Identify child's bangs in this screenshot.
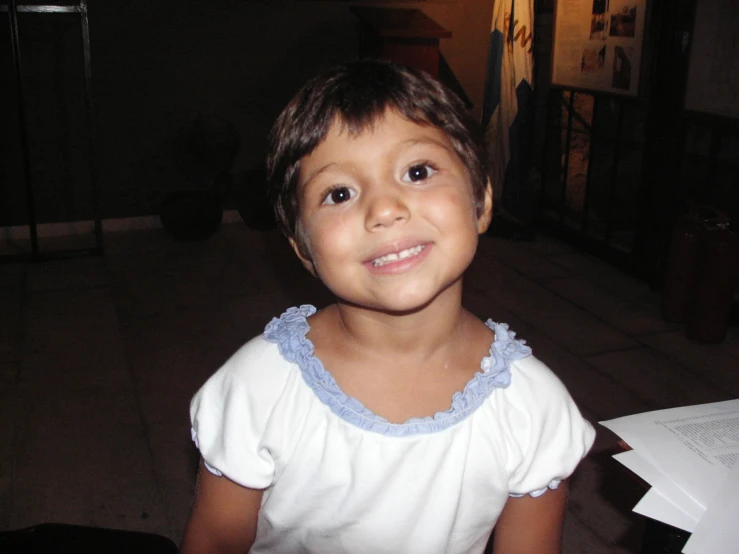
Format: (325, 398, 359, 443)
(336, 103, 435, 139)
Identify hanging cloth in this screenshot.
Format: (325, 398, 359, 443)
(482, 0, 535, 215)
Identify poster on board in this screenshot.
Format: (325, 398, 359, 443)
(551, 0, 646, 96)
(684, 0, 739, 120)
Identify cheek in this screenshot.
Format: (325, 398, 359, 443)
(301, 213, 356, 263)
(428, 188, 479, 228)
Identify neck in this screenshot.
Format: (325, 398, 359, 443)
(331, 284, 468, 361)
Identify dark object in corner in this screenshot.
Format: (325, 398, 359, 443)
(187, 115, 241, 183)
(160, 114, 241, 241)
(0, 523, 178, 554)
(439, 54, 473, 110)
(237, 164, 275, 231)
(661, 205, 739, 343)
(160, 190, 223, 241)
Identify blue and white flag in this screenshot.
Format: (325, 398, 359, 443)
(482, 0, 535, 214)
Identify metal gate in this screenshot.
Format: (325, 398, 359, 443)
(538, 88, 649, 267)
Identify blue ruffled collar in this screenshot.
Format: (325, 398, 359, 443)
(264, 305, 532, 437)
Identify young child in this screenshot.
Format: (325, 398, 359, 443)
(181, 59, 595, 554)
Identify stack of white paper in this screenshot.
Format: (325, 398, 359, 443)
(600, 399, 739, 554)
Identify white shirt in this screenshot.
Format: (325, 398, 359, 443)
(191, 305, 595, 553)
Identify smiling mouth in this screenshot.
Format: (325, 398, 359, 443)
(371, 245, 427, 267)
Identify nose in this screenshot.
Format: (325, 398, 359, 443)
(364, 185, 410, 231)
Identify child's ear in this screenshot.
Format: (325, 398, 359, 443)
(476, 179, 494, 234)
(288, 237, 318, 277)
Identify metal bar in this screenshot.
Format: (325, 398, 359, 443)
(2, 0, 103, 260)
(8, 0, 39, 257)
(604, 99, 625, 245)
(580, 94, 598, 234)
(558, 93, 592, 133)
(559, 90, 576, 222)
(0, 5, 81, 13)
(79, 0, 103, 254)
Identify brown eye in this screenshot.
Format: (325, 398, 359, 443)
(402, 163, 437, 183)
(323, 186, 355, 205)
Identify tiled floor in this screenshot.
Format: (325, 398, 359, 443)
(1, 223, 737, 552)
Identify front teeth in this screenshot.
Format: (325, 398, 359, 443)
(372, 245, 425, 267)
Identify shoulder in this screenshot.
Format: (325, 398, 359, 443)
(493, 353, 588, 427)
(189, 309, 315, 489)
(486, 350, 595, 496)
(476, 322, 593, 446)
(509, 355, 572, 403)
(195, 304, 318, 399)
(189, 334, 296, 457)
(228, 333, 291, 379)
(192, 334, 292, 405)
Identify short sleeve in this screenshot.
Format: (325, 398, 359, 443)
(495, 355, 595, 497)
(190, 335, 291, 490)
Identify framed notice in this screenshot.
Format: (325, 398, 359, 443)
(551, 0, 646, 96)
(684, 0, 739, 119)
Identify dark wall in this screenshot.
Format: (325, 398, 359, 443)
(2, 0, 359, 224)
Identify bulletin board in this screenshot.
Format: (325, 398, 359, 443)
(551, 0, 646, 96)
(684, 0, 739, 119)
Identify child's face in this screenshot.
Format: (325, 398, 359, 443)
(291, 110, 492, 313)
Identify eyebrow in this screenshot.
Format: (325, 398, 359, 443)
(402, 136, 453, 152)
(301, 163, 339, 191)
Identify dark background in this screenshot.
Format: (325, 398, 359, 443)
(1, 0, 494, 226)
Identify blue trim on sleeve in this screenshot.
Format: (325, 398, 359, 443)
(509, 479, 562, 499)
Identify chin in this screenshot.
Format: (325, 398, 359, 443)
(339, 299, 433, 317)
(379, 299, 434, 316)
(340, 282, 462, 315)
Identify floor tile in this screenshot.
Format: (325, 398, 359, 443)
(119, 302, 242, 360)
(0, 383, 17, 525)
(723, 326, 739, 358)
(145, 421, 200, 540)
(542, 276, 678, 337)
(549, 251, 620, 278)
(562, 512, 638, 554)
(524, 330, 654, 420)
(584, 266, 662, 308)
(9, 388, 170, 537)
(568, 452, 646, 553)
(21, 289, 131, 392)
(469, 260, 639, 356)
(0, 361, 19, 382)
(0, 289, 22, 362)
(637, 330, 739, 397)
(131, 341, 233, 427)
(480, 234, 575, 259)
(478, 236, 574, 281)
(463, 287, 534, 338)
(502, 254, 574, 281)
(586, 347, 734, 410)
(25, 258, 108, 293)
(0, 263, 25, 289)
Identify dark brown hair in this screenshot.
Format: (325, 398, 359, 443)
(267, 59, 490, 245)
